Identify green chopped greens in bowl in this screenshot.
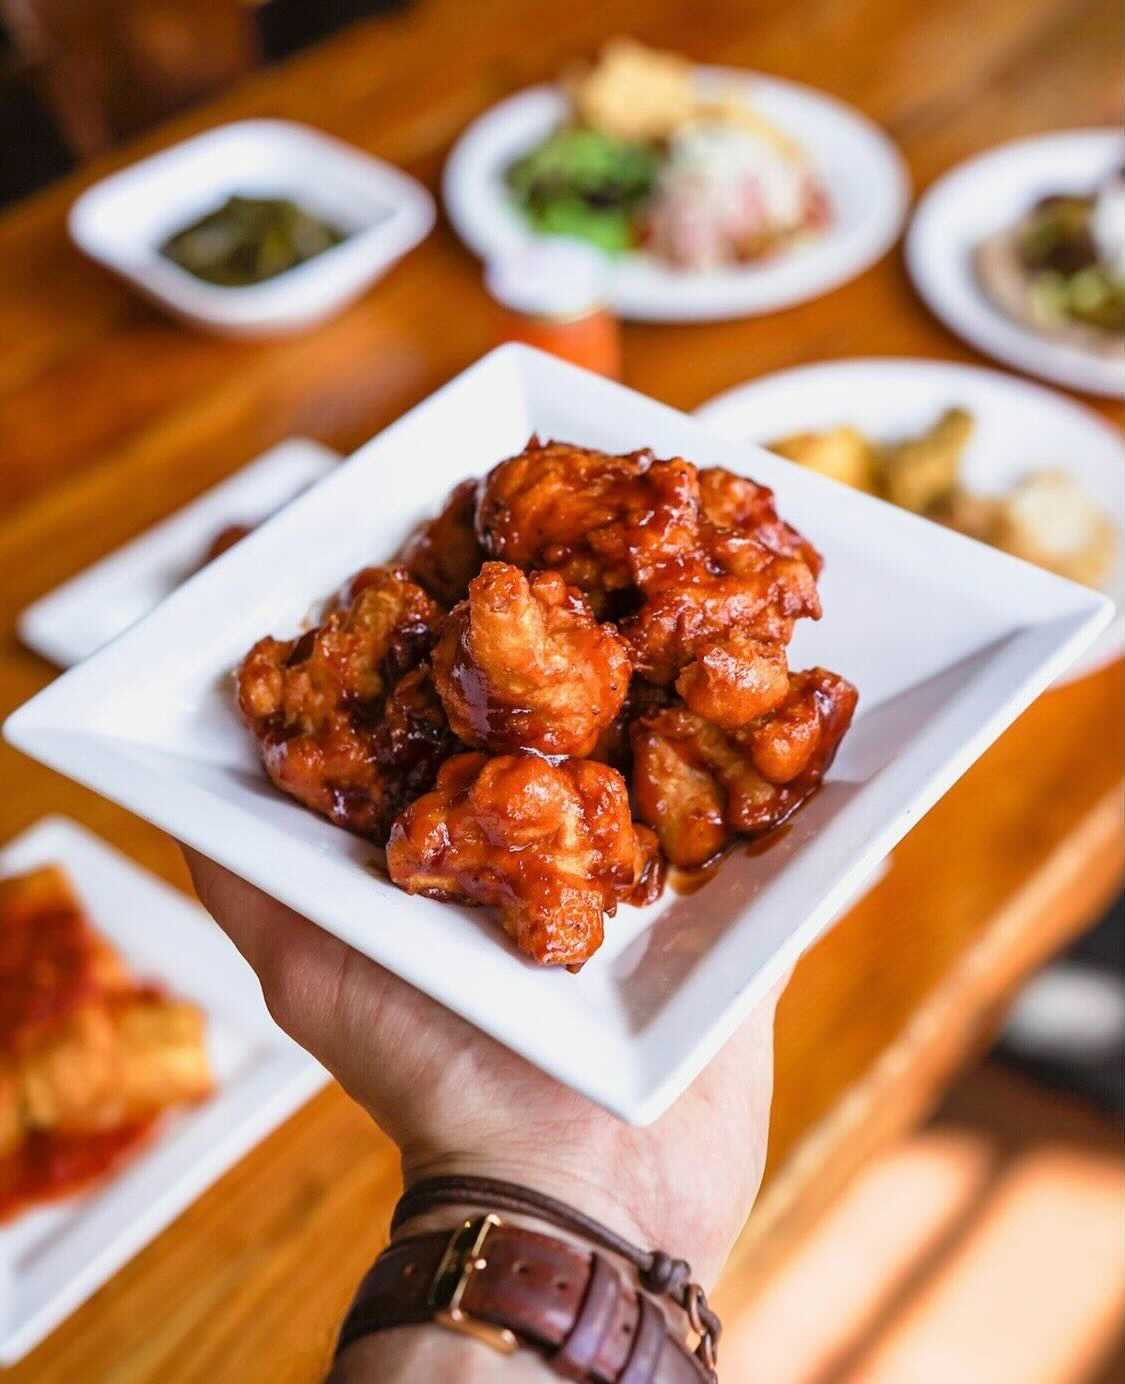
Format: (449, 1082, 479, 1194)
(162, 195, 347, 287)
(506, 128, 659, 254)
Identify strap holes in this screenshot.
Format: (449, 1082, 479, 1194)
(402, 1263, 417, 1278)
(513, 1261, 527, 1275)
(555, 1280, 568, 1291)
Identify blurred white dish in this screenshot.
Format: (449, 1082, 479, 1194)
(4, 347, 1110, 1125)
(19, 437, 338, 668)
(444, 72, 909, 322)
(69, 120, 435, 337)
(906, 130, 1125, 397)
(697, 358, 1124, 683)
(0, 816, 327, 1365)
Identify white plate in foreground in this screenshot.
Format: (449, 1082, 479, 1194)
(906, 129, 1125, 397)
(696, 358, 1125, 683)
(443, 71, 909, 321)
(0, 817, 328, 1365)
(18, 437, 338, 668)
(4, 347, 1111, 1125)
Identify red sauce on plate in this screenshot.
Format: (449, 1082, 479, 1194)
(0, 867, 171, 1222)
(0, 899, 96, 1051)
(0, 1120, 158, 1223)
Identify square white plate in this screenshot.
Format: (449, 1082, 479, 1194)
(4, 347, 1112, 1126)
(69, 120, 435, 337)
(0, 817, 328, 1365)
(18, 437, 338, 668)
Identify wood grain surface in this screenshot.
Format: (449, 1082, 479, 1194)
(0, 0, 1121, 1378)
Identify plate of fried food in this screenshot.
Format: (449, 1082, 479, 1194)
(0, 817, 326, 1363)
(4, 347, 1110, 1124)
(907, 130, 1125, 397)
(697, 358, 1124, 683)
(444, 38, 909, 321)
(18, 437, 338, 669)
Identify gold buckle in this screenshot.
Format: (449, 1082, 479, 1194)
(429, 1214, 518, 1354)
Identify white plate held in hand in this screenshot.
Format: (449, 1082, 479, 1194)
(4, 347, 1111, 1126)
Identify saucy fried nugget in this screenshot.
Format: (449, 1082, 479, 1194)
(698, 466, 823, 575)
(622, 553, 821, 729)
(476, 439, 700, 608)
(631, 669, 857, 868)
(387, 752, 657, 967)
(237, 565, 453, 842)
(399, 478, 486, 606)
(433, 562, 631, 756)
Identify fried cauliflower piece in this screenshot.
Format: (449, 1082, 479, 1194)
(621, 554, 821, 729)
(992, 470, 1116, 587)
(476, 438, 700, 610)
(387, 752, 659, 967)
(769, 426, 880, 494)
(631, 668, 858, 868)
(237, 565, 454, 842)
(698, 466, 824, 574)
(433, 562, 631, 757)
(399, 478, 485, 606)
(478, 441, 822, 729)
(881, 407, 973, 514)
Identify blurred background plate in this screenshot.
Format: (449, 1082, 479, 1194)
(697, 358, 1124, 684)
(443, 71, 909, 322)
(18, 437, 338, 668)
(0, 816, 328, 1365)
(906, 130, 1125, 398)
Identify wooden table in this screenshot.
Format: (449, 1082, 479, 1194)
(1, 1, 1121, 1378)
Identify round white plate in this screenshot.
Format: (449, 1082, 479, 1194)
(443, 70, 909, 322)
(907, 130, 1125, 398)
(697, 358, 1124, 683)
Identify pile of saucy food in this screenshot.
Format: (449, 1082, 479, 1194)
(161, 195, 347, 287)
(507, 39, 829, 270)
(237, 438, 857, 969)
(975, 166, 1125, 360)
(0, 866, 212, 1220)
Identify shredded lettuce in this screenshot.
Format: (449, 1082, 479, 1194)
(507, 128, 659, 254)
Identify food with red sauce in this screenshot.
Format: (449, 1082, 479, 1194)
(237, 438, 856, 967)
(0, 866, 212, 1220)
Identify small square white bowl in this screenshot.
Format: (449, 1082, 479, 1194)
(18, 437, 339, 668)
(69, 120, 435, 337)
(0, 817, 328, 1365)
(4, 347, 1112, 1125)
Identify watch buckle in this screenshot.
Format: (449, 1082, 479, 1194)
(429, 1214, 518, 1354)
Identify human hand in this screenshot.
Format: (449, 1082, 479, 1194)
(185, 850, 784, 1291)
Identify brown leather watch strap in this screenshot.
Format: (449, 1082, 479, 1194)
(553, 1252, 620, 1378)
(335, 1218, 711, 1383)
(392, 1174, 722, 1373)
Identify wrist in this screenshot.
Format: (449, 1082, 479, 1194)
(398, 1152, 658, 1264)
(337, 1173, 723, 1382)
(398, 1148, 727, 1290)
